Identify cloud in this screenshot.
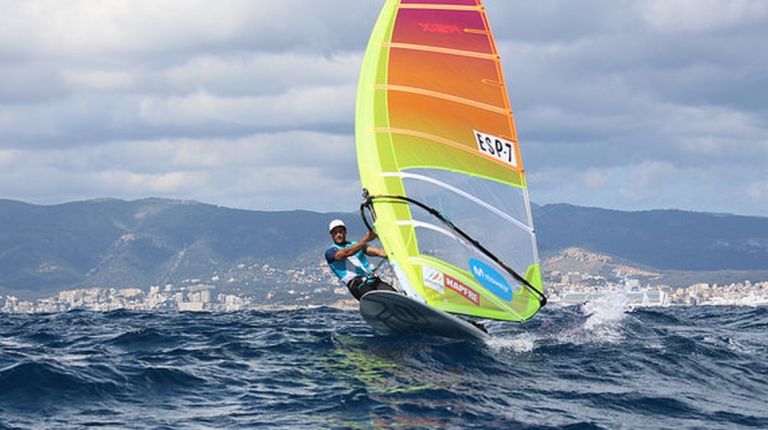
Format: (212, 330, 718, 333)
(530, 162, 768, 217)
(637, 0, 768, 33)
(748, 180, 768, 202)
(618, 161, 677, 202)
(0, 131, 358, 211)
(0, 70, 357, 149)
(0, 1, 766, 216)
(0, 0, 380, 57)
(0, 149, 19, 167)
(163, 52, 362, 97)
(491, 2, 768, 217)
(97, 171, 205, 194)
(61, 70, 137, 92)
(138, 85, 355, 128)
(581, 168, 612, 190)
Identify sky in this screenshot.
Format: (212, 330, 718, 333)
(0, 0, 766, 216)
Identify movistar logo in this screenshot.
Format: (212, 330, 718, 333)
(469, 259, 513, 301)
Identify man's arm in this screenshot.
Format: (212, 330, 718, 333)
(334, 231, 377, 260)
(364, 245, 387, 258)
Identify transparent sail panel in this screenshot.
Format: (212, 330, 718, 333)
(399, 169, 537, 277)
(402, 168, 531, 228)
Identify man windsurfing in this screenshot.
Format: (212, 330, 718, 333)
(324, 219, 395, 300)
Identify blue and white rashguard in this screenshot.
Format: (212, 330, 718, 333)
(325, 241, 373, 286)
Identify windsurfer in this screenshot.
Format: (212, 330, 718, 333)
(324, 219, 395, 300)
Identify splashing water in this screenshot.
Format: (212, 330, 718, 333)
(582, 288, 630, 331)
(549, 288, 632, 345)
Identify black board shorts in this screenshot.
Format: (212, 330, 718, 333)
(347, 276, 395, 301)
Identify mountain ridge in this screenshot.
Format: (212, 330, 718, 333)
(1, 198, 766, 300)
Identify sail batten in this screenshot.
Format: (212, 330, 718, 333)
(374, 128, 523, 175)
(385, 171, 535, 232)
(375, 84, 510, 114)
(385, 43, 498, 60)
(397, 220, 457, 239)
(398, 5, 481, 11)
(356, 0, 545, 322)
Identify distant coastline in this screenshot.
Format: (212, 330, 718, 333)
(1, 198, 767, 309)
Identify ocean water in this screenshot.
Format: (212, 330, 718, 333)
(1, 296, 767, 429)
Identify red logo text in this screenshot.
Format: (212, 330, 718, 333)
(418, 22, 461, 34)
(444, 275, 480, 305)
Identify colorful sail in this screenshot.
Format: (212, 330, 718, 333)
(355, 0, 545, 321)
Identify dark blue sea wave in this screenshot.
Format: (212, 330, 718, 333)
(1, 301, 766, 429)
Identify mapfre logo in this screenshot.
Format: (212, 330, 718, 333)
(418, 22, 461, 34)
(444, 275, 480, 306)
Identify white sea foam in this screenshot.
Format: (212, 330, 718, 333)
(486, 332, 536, 353)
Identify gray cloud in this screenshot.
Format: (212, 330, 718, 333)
(0, 0, 766, 216)
(0, 131, 358, 211)
(485, 1, 768, 216)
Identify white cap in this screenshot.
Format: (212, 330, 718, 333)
(328, 219, 346, 232)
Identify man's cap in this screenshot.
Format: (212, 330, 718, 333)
(328, 219, 346, 232)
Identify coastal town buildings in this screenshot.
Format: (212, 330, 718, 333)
(1, 259, 766, 313)
(2, 276, 766, 314)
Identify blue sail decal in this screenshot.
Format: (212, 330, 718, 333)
(469, 258, 513, 301)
